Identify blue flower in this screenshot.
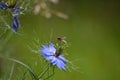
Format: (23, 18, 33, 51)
(12, 8, 24, 32)
(40, 43, 68, 70)
(12, 16, 20, 32)
(0, 2, 8, 10)
(0, 2, 24, 32)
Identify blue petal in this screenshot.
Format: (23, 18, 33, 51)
(13, 7, 24, 16)
(58, 55, 68, 63)
(41, 48, 54, 56)
(41, 48, 50, 55)
(40, 43, 56, 56)
(12, 16, 20, 32)
(56, 59, 67, 70)
(44, 55, 54, 61)
(14, 7, 24, 11)
(49, 43, 56, 54)
(0, 2, 8, 10)
(42, 45, 51, 53)
(51, 57, 57, 65)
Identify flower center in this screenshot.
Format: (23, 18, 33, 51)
(54, 52, 60, 57)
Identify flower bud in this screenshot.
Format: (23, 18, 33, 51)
(7, 0, 16, 8)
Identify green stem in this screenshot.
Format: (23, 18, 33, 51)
(2, 31, 13, 46)
(8, 63, 15, 80)
(44, 66, 55, 80)
(0, 30, 13, 51)
(38, 63, 50, 79)
(9, 58, 38, 80)
(0, 56, 38, 80)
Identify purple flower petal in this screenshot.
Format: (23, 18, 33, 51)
(13, 7, 24, 17)
(56, 59, 66, 70)
(0, 2, 8, 10)
(51, 57, 57, 65)
(45, 56, 54, 61)
(40, 43, 68, 70)
(49, 43, 56, 54)
(41, 44, 56, 56)
(58, 55, 68, 63)
(12, 16, 20, 32)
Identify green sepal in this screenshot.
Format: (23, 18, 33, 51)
(7, 0, 17, 8)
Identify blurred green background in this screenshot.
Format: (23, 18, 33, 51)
(0, 0, 120, 80)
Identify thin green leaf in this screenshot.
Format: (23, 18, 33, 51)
(8, 58, 38, 80)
